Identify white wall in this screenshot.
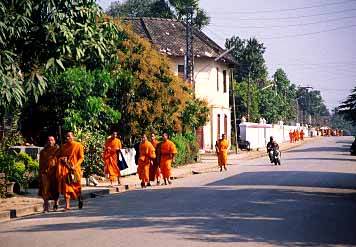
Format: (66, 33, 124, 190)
(169, 56, 232, 151)
(240, 122, 310, 150)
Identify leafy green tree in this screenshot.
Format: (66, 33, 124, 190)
(182, 99, 209, 133)
(225, 36, 268, 84)
(107, 0, 209, 29)
(0, 0, 120, 112)
(338, 86, 356, 124)
(331, 108, 356, 135)
(232, 81, 260, 121)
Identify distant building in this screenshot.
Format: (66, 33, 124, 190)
(125, 18, 237, 151)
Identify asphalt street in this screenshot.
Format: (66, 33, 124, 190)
(0, 136, 355, 247)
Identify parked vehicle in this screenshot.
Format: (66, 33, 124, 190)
(351, 138, 356, 155)
(238, 139, 251, 151)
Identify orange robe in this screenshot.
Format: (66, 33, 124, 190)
(38, 145, 59, 200)
(149, 140, 160, 181)
(300, 130, 305, 141)
(103, 137, 122, 181)
(159, 140, 177, 180)
(289, 132, 293, 143)
(57, 141, 84, 199)
(138, 141, 156, 183)
(218, 139, 228, 166)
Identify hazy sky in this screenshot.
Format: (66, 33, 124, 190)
(97, 0, 356, 111)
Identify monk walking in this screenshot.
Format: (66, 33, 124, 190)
(218, 134, 229, 171)
(39, 136, 59, 212)
(289, 130, 293, 143)
(159, 132, 177, 185)
(57, 132, 84, 210)
(300, 129, 305, 141)
(149, 133, 161, 185)
(103, 131, 122, 186)
(138, 133, 156, 188)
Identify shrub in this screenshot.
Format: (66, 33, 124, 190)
(171, 134, 199, 167)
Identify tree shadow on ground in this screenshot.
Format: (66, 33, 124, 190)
(287, 146, 350, 153)
(284, 157, 356, 163)
(3, 171, 356, 247)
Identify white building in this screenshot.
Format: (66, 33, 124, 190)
(126, 18, 237, 151)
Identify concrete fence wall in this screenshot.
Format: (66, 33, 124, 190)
(239, 122, 310, 150)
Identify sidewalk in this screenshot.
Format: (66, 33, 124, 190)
(0, 137, 317, 222)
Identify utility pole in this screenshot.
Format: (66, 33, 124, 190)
(247, 69, 251, 122)
(231, 70, 238, 153)
(184, 6, 194, 87)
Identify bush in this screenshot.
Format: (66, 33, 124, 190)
(77, 129, 106, 178)
(171, 134, 199, 167)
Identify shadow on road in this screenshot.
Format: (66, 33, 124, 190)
(5, 171, 356, 246)
(285, 157, 356, 163)
(287, 146, 349, 153)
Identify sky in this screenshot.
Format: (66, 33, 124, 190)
(97, 0, 356, 111)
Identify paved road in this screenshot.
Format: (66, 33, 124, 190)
(1, 137, 356, 247)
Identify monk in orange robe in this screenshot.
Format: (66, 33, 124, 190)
(289, 131, 293, 143)
(39, 136, 59, 212)
(138, 133, 156, 188)
(103, 132, 122, 186)
(149, 133, 161, 185)
(57, 132, 84, 210)
(218, 134, 229, 171)
(300, 129, 305, 141)
(159, 132, 177, 185)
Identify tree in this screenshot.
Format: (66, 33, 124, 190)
(107, 0, 209, 29)
(338, 86, 356, 124)
(0, 0, 119, 112)
(225, 36, 268, 84)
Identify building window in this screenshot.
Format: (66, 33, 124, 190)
(178, 65, 184, 80)
(224, 114, 227, 136)
(217, 114, 221, 139)
(216, 67, 219, 91)
(223, 70, 227, 93)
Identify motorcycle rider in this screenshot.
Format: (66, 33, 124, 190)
(267, 136, 279, 163)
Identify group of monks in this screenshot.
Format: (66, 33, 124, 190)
(39, 132, 84, 212)
(319, 129, 343, 137)
(39, 131, 178, 212)
(215, 134, 229, 172)
(289, 129, 305, 143)
(103, 131, 177, 188)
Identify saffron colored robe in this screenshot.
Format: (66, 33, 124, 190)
(159, 140, 177, 179)
(138, 141, 156, 183)
(38, 145, 59, 200)
(57, 141, 84, 199)
(149, 140, 160, 181)
(103, 137, 122, 181)
(218, 139, 229, 166)
(300, 130, 305, 141)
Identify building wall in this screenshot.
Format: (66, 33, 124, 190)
(169, 56, 231, 151)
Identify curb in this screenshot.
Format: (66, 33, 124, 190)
(0, 138, 318, 223)
(0, 184, 143, 223)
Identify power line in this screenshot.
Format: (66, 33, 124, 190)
(262, 24, 356, 39)
(210, 8, 356, 20)
(209, 15, 356, 29)
(210, 0, 354, 14)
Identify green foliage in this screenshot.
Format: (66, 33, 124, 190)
(171, 134, 199, 166)
(107, 0, 209, 29)
(225, 36, 267, 83)
(182, 99, 210, 133)
(338, 86, 356, 125)
(76, 130, 106, 178)
(0, 0, 120, 111)
(331, 110, 356, 135)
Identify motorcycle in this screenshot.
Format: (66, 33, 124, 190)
(269, 148, 281, 166)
